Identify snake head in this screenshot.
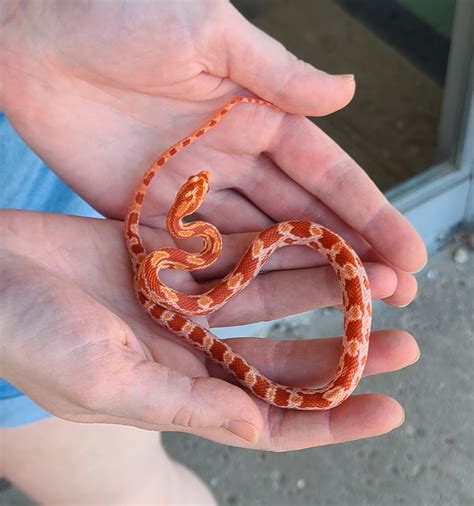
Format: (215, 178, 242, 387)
(169, 171, 211, 220)
(185, 171, 210, 195)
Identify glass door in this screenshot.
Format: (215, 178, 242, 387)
(217, 0, 473, 337)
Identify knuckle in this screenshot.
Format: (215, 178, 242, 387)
(170, 378, 204, 429)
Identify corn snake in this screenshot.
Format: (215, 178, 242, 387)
(125, 96, 372, 410)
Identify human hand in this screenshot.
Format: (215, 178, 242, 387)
(0, 210, 418, 449)
(0, 0, 426, 309)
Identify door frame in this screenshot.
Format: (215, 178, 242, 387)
(387, 0, 474, 252)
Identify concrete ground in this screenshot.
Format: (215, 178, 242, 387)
(2, 235, 472, 505)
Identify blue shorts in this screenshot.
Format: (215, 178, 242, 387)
(0, 112, 101, 427)
(0, 379, 52, 428)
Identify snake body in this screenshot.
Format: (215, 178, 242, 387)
(125, 96, 372, 410)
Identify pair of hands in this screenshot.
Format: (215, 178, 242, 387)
(0, 0, 425, 450)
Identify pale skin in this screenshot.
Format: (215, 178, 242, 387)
(0, 0, 426, 504)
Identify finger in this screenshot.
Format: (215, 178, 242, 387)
(97, 359, 263, 444)
(214, 3, 356, 115)
(207, 262, 396, 326)
(85, 393, 403, 451)
(206, 150, 378, 260)
(256, 394, 404, 451)
(363, 248, 419, 307)
(268, 115, 427, 273)
(223, 152, 373, 253)
(206, 330, 420, 386)
(382, 268, 418, 307)
(187, 224, 415, 309)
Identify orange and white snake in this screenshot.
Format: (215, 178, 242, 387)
(125, 96, 372, 410)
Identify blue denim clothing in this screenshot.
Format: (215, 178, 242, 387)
(0, 111, 101, 427)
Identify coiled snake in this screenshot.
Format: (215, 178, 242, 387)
(125, 96, 372, 410)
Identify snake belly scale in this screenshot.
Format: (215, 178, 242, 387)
(125, 96, 372, 410)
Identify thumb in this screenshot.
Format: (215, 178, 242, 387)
(110, 360, 264, 444)
(217, 4, 355, 116)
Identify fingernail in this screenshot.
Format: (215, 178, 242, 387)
(413, 257, 428, 274)
(337, 73, 355, 81)
(411, 347, 421, 365)
(396, 301, 411, 308)
(223, 420, 259, 444)
(396, 409, 406, 429)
